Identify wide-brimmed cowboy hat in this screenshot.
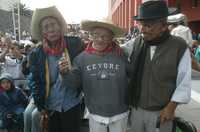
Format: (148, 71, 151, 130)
(31, 6, 67, 41)
(134, 1, 177, 21)
(81, 20, 125, 37)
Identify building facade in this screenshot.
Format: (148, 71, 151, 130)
(168, 0, 200, 33)
(108, 0, 141, 33)
(109, 0, 200, 33)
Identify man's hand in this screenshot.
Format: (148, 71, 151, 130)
(40, 110, 49, 129)
(160, 102, 177, 124)
(58, 53, 71, 74)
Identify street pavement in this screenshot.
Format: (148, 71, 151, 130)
(175, 70, 200, 132)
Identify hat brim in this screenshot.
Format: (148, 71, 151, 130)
(81, 20, 125, 37)
(0, 73, 13, 83)
(31, 6, 67, 41)
(167, 13, 186, 23)
(134, 7, 178, 21)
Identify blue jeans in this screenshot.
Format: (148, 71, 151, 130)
(0, 119, 3, 129)
(24, 99, 42, 132)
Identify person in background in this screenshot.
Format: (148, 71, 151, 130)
(197, 33, 200, 41)
(0, 37, 26, 89)
(80, 31, 91, 46)
(168, 13, 200, 72)
(194, 40, 200, 62)
(0, 73, 28, 131)
(191, 40, 199, 55)
(168, 13, 193, 47)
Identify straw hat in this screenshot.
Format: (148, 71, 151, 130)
(81, 20, 125, 37)
(31, 6, 67, 41)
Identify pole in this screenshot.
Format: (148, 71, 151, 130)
(12, 5, 16, 40)
(18, 0, 21, 41)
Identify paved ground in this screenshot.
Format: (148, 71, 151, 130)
(176, 99, 200, 132)
(175, 74, 200, 132)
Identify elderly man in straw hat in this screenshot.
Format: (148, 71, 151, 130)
(60, 20, 129, 132)
(127, 1, 191, 132)
(27, 6, 84, 132)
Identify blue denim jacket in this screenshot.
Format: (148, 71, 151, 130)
(45, 55, 80, 112)
(28, 36, 84, 111)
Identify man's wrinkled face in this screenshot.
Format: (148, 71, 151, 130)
(90, 28, 113, 51)
(138, 19, 167, 41)
(41, 17, 62, 43)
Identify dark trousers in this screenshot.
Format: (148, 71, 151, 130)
(48, 104, 81, 132)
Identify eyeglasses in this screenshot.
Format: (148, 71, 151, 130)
(90, 32, 113, 41)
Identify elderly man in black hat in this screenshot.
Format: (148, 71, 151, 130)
(128, 1, 191, 132)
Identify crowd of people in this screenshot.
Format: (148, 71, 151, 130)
(0, 0, 199, 132)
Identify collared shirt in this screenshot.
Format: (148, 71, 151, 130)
(87, 108, 129, 125)
(172, 48, 191, 103)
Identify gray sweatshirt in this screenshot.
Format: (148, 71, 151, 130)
(63, 51, 129, 117)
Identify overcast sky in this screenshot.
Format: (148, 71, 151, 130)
(21, 0, 108, 23)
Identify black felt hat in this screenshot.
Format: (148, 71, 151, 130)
(134, 1, 176, 21)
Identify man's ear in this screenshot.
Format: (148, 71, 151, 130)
(161, 24, 168, 32)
